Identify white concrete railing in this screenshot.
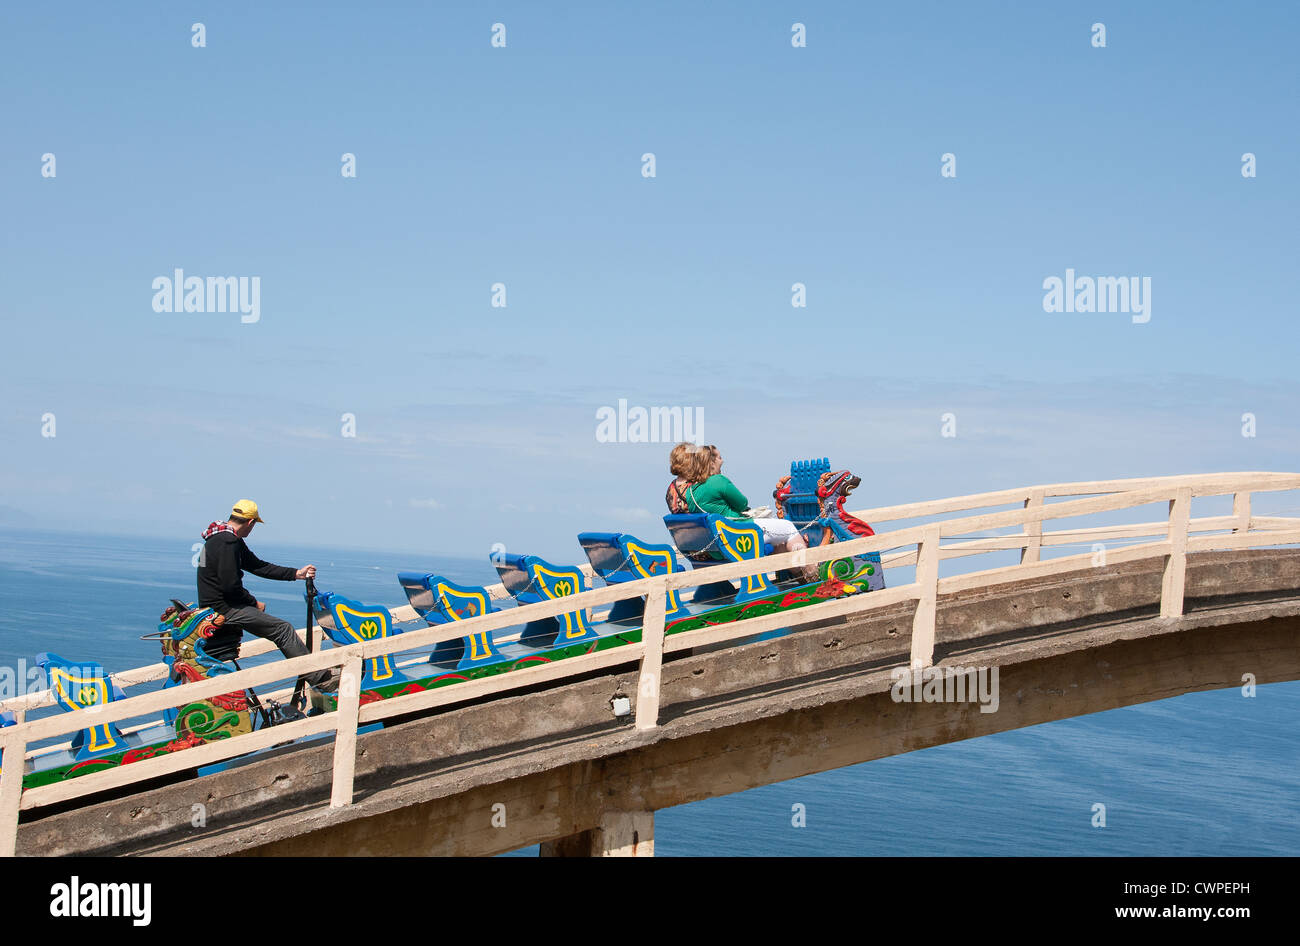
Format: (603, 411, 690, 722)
(0, 566, 601, 717)
(1, 471, 1298, 856)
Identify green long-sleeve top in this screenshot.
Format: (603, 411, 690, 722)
(684, 474, 749, 520)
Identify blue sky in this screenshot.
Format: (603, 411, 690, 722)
(1, 1, 1297, 561)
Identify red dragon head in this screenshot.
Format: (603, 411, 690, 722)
(817, 470, 873, 538)
(816, 470, 861, 507)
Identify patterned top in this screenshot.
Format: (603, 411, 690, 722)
(665, 479, 691, 514)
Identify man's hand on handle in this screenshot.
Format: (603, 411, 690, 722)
(296, 565, 316, 580)
(255, 601, 266, 611)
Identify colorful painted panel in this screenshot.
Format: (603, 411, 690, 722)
(619, 536, 684, 616)
(313, 591, 405, 688)
(711, 519, 773, 602)
(34, 653, 127, 760)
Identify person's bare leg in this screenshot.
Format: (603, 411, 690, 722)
(785, 532, 820, 583)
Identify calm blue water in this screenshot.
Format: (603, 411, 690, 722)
(2, 528, 1296, 855)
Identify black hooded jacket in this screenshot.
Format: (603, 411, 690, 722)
(197, 526, 297, 614)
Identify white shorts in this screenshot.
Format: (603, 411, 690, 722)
(750, 517, 799, 546)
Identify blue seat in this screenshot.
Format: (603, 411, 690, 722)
(577, 533, 633, 582)
(663, 513, 774, 603)
(782, 457, 832, 528)
(310, 591, 410, 689)
(707, 517, 774, 603)
(664, 514, 739, 603)
(492, 554, 533, 600)
(397, 573, 506, 669)
(578, 532, 684, 621)
(493, 553, 598, 647)
(662, 514, 720, 562)
(34, 653, 128, 761)
(0, 711, 14, 778)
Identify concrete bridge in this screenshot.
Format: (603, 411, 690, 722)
(4, 472, 1298, 856)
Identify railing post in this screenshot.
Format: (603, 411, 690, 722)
(1161, 488, 1192, 618)
(330, 654, 364, 809)
(1232, 491, 1251, 535)
(635, 579, 668, 731)
(0, 722, 25, 857)
(910, 526, 941, 669)
(1021, 488, 1044, 564)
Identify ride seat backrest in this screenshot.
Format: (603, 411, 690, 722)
(577, 533, 637, 584)
(578, 532, 640, 621)
(493, 554, 534, 599)
(495, 554, 588, 605)
(310, 591, 403, 687)
(708, 517, 776, 603)
(784, 457, 831, 525)
(618, 534, 685, 617)
(432, 577, 498, 623)
(578, 532, 685, 619)
(663, 514, 725, 564)
(494, 553, 597, 645)
(664, 514, 748, 603)
(311, 591, 397, 645)
(579, 532, 682, 583)
(398, 572, 437, 620)
(398, 573, 504, 669)
(34, 652, 128, 760)
(398, 572, 500, 624)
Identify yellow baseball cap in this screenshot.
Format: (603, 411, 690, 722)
(231, 499, 264, 523)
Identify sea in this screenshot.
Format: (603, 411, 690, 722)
(1, 527, 1296, 856)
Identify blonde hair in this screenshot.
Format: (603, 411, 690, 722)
(685, 445, 714, 484)
(669, 442, 695, 477)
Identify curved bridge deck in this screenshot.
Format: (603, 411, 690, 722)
(15, 546, 1299, 857)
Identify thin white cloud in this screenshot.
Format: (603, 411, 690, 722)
(608, 506, 654, 521)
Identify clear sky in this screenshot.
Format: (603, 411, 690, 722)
(2, 1, 1297, 563)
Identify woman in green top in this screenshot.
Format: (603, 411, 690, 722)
(683, 446, 818, 581)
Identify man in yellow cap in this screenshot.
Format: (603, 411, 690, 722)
(197, 500, 336, 692)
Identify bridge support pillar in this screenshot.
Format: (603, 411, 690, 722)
(539, 811, 654, 857)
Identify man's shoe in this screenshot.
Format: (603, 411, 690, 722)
(311, 669, 342, 694)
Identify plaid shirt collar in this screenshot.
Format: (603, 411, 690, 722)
(202, 521, 240, 540)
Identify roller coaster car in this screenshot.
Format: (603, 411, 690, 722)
(17, 601, 330, 789)
(664, 457, 886, 597)
(15, 457, 886, 789)
(296, 459, 887, 715)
